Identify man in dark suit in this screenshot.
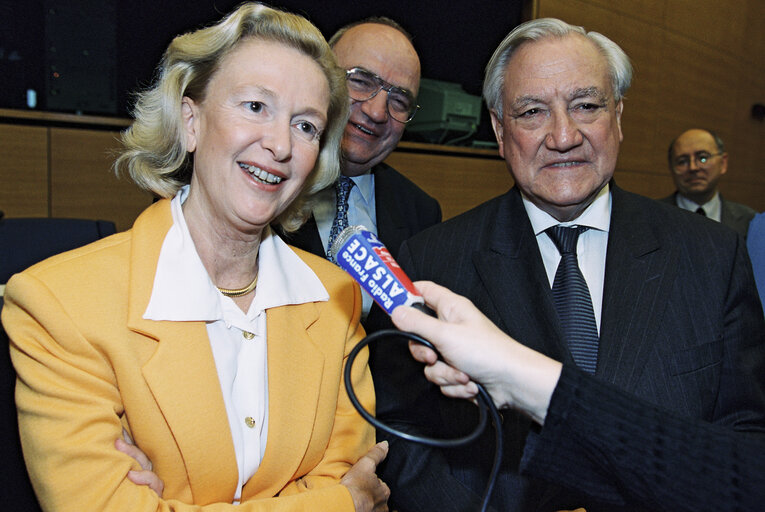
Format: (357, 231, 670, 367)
(375, 18, 765, 512)
(660, 128, 757, 239)
(281, 18, 441, 324)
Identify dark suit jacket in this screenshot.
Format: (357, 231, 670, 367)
(659, 192, 757, 240)
(280, 162, 441, 262)
(378, 184, 765, 512)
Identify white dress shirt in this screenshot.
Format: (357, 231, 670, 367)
(314, 172, 377, 317)
(144, 185, 329, 502)
(675, 191, 722, 222)
(523, 184, 611, 333)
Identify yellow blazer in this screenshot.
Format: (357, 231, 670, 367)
(2, 200, 375, 511)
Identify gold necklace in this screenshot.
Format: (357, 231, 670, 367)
(216, 270, 258, 298)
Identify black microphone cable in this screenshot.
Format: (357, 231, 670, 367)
(343, 328, 504, 512)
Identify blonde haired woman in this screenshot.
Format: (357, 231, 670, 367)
(2, 3, 387, 511)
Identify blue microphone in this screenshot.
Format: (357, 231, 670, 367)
(329, 225, 425, 316)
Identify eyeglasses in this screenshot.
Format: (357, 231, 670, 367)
(672, 151, 723, 172)
(345, 67, 420, 123)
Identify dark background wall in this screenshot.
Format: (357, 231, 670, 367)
(1, 0, 524, 141)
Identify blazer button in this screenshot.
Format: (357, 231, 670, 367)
(245, 416, 256, 428)
(243, 331, 255, 340)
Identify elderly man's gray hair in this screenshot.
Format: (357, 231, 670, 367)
(483, 18, 633, 117)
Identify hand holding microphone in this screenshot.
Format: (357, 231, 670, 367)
(391, 281, 562, 426)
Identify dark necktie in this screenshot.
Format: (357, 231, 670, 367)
(327, 176, 354, 260)
(696, 207, 706, 216)
(546, 225, 599, 373)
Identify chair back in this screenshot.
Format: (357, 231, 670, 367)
(0, 217, 117, 284)
(0, 217, 116, 511)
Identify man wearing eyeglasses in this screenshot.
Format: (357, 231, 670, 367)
(660, 128, 757, 239)
(282, 17, 441, 323)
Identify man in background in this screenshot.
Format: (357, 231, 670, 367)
(661, 128, 757, 239)
(283, 18, 441, 324)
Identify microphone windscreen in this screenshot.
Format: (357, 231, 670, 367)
(331, 225, 424, 316)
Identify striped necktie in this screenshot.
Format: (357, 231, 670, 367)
(327, 176, 354, 261)
(546, 225, 599, 373)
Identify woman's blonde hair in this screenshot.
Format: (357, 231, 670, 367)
(114, 2, 348, 231)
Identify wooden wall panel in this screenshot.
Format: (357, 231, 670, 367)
(657, 33, 739, 133)
(730, 72, 765, 184)
(385, 146, 512, 220)
(565, 0, 665, 25)
(612, 167, 674, 200)
(741, 1, 765, 68)
(664, 0, 749, 56)
(0, 124, 48, 217)
(49, 128, 154, 231)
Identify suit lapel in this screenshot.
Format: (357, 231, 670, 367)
(141, 321, 238, 503)
(127, 201, 238, 504)
(242, 301, 324, 498)
(719, 196, 748, 237)
(599, 186, 676, 388)
(720, 195, 734, 224)
(373, 165, 409, 259)
(472, 190, 565, 359)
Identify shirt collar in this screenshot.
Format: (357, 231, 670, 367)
(523, 183, 612, 235)
(348, 172, 375, 207)
(676, 191, 721, 218)
(144, 185, 328, 322)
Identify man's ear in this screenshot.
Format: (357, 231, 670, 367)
(490, 110, 505, 155)
(719, 152, 728, 176)
(615, 100, 624, 143)
(181, 97, 198, 153)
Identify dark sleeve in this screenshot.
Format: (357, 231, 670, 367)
(419, 193, 442, 230)
(713, 232, 765, 435)
(390, 162, 442, 232)
(370, 241, 489, 512)
(746, 213, 765, 310)
(520, 365, 765, 512)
